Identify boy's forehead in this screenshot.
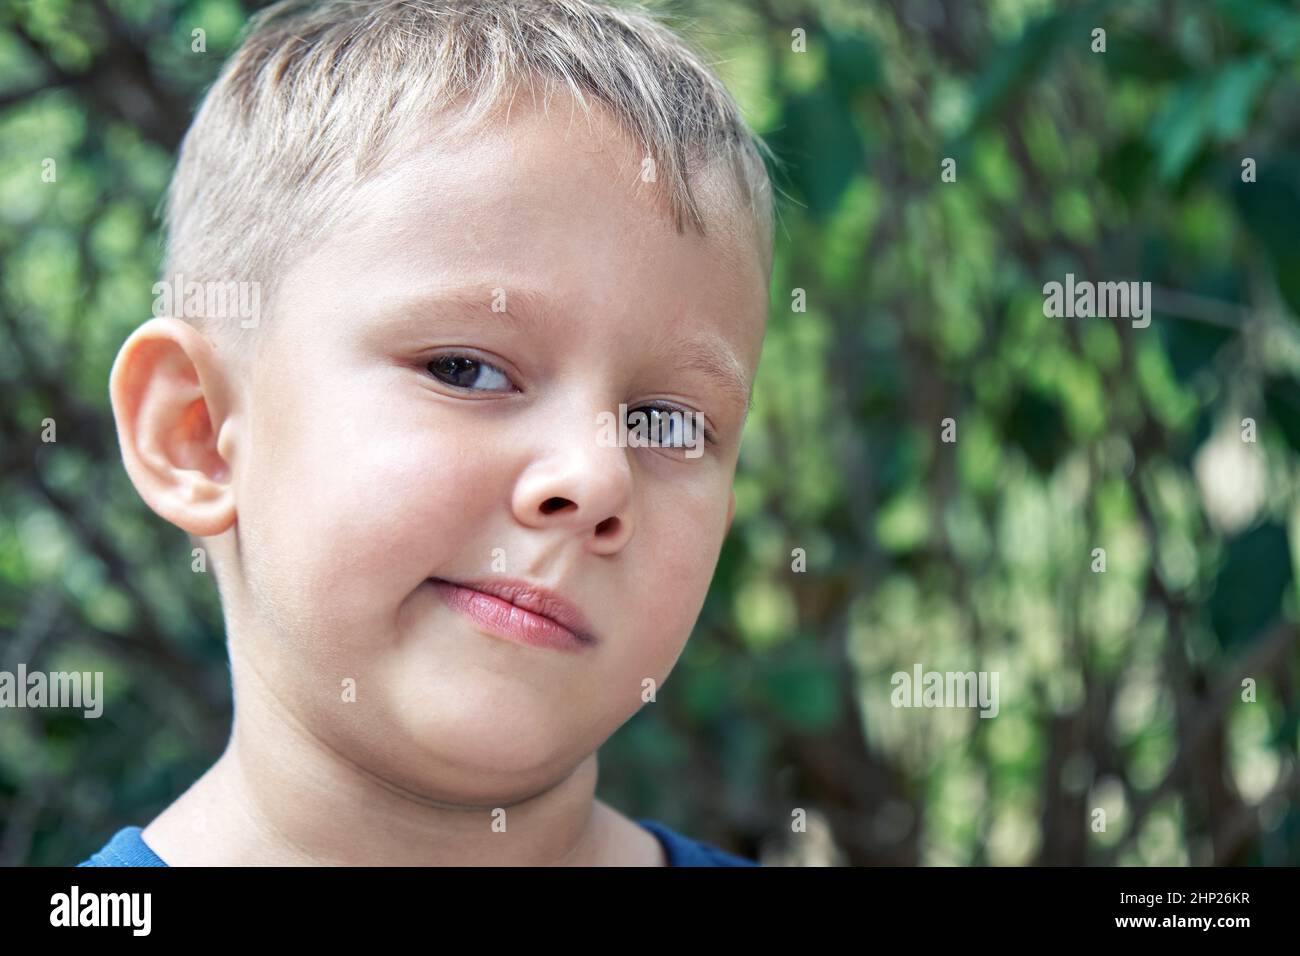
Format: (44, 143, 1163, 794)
(282, 91, 767, 374)
(357, 89, 759, 245)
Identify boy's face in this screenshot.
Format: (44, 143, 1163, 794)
(211, 93, 767, 802)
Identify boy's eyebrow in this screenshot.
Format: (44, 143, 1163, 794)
(393, 286, 755, 418)
(667, 335, 755, 420)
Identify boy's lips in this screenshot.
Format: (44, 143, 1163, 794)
(427, 577, 599, 652)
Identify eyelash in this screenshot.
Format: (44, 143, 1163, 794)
(423, 353, 716, 447)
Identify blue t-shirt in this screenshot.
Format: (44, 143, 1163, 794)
(77, 819, 759, 867)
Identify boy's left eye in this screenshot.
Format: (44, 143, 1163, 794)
(426, 355, 514, 391)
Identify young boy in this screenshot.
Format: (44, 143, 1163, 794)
(80, 0, 772, 866)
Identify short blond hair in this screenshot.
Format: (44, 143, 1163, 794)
(162, 0, 775, 347)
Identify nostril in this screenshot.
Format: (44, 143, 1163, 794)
(595, 516, 620, 536)
(540, 497, 575, 515)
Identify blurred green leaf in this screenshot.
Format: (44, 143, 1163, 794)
(1209, 522, 1292, 649)
(1232, 159, 1300, 318)
(756, 648, 842, 731)
(1100, 137, 1156, 203)
(824, 31, 880, 101)
(1004, 387, 1069, 474)
(1263, 377, 1300, 452)
(766, 87, 865, 218)
(1148, 57, 1270, 183)
(1157, 313, 1235, 384)
(967, 8, 1094, 132)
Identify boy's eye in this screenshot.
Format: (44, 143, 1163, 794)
(426, 354, 514, 391)
(630, 405, 712, 448)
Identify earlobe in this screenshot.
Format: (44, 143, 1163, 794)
(108, 317, 237, 537)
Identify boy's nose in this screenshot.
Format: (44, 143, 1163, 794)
(510, 422, 635, 553)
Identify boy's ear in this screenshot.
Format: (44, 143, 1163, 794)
(108, 317, 237, 537)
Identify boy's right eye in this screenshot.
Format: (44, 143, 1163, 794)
(426, 354, 515, 392)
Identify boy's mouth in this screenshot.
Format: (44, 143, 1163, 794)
(427, 577, 599, 653)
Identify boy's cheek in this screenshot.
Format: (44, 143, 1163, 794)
(238, 431, 496, 614)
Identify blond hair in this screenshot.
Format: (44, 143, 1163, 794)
(162, 0, 775, 347)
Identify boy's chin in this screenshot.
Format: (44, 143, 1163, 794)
(383, 698, 593, 780)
